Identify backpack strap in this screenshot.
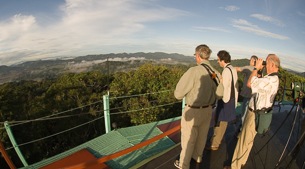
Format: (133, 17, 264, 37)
(201, 63, 220, 126)
(201, 63, 220, 86)
(225, 64, 235, 99)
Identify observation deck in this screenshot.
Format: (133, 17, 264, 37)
(13, 102, 304, 169)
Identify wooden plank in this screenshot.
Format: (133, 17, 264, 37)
(41, 149, 110, 169)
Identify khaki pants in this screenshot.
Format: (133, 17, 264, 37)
(179, 106, 212, 169)
(231, 109, 257, 169)
(211, 121, 228, 147)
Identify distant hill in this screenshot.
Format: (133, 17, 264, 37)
(0, 53, 303, 84)
(0, 52, 194, 84)
(285, 68, 305, 78)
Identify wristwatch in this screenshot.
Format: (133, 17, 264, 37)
(253, 67, 257, 70)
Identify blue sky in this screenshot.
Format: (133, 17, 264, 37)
(0, 0, 304, 72)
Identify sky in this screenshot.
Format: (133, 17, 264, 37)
(0, 0, 305, 72)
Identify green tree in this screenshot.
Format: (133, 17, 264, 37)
(109, 63, 186, 125)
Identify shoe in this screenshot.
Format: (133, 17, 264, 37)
(174, 160, 182, 169)
(205, 146, 219, 151)
(194, 156, 202, 163)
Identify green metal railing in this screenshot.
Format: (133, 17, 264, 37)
(3, 93, 182, 167)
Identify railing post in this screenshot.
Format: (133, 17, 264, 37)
(103, 94, 111, 133)
(4, 121, 28, 167)
(0, 141, 16, 169)
(182, 97, 186, 113)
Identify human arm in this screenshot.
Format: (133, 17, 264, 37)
(247, 58, 264, 88)
(174, 68, 194, 100)
(236, 67, 242, 72)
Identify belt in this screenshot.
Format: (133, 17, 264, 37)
(248, 107, 272, 113)
(185, 104, 211, 109)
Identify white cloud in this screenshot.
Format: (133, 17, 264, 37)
(192, 26, 230, 33)
(224, 5, 240, 12)
(0, 0, 188, 65)
(0, 14, 38, 42)
(251, 14, 285, 27)
(232, 19, 289, 40)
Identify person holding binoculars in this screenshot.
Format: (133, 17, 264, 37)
(227, 54, 280, 169)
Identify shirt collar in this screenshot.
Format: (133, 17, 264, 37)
(198, 60, 210, 65)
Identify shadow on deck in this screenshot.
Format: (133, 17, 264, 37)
(138, 107, 305, 169)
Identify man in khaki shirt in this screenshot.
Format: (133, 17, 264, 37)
(174, 44, 221, 169)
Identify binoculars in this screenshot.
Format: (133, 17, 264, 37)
(254, 60, 266, 66)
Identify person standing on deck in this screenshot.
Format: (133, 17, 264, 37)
(207, 50, 238, 151)
(174, 44, 222, 169)
(235, 55, 258, 128)
(229, 54, 280, 169)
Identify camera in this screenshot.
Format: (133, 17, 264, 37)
(254, 60, 266, 66)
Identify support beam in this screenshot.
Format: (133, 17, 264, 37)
(4, 121, 28, 167)
(0, 141, 16, 169)
(103, 94, 111, 133)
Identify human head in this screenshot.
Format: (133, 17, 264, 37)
(250, 55, 258, 66)
(217, 50, 231, 68)
(194, 44, 212, 63)
(265, 54, 280, 74)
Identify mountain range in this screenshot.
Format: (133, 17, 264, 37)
(0, 52, 304, 84)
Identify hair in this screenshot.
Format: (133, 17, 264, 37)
(217, 50, 231, 63)
(267, 54, 280, 68)
(195, 44, 212, 59)
(250, 55, 258, 61)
